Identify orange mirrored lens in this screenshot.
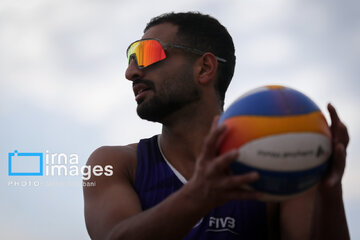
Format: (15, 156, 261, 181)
(127, 39, 166, 68)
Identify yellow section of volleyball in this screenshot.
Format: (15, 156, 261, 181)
(219, 85, 331, 201)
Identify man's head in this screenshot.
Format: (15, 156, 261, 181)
(126, 12, 235, 123)
(144, 12, 236, 109)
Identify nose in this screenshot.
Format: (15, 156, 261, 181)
(125, 58, 144, 81)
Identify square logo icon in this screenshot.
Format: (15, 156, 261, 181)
(8, 150, 43, 176)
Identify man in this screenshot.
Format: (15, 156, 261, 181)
(83, 12, 350, 240)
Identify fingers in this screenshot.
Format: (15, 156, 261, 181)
(327, 103, 350, 148)
(211, 115, 220, 130)
(318, 103, 349, 190)
(194, 115, 263, 204)
(223, 172, 260, 188)
(225, 190, 263, 200)
(325, 143, 346, 188)
(205, 149, 260, 190)
(221, 173, 262, 200)
(214, 125, 229, 152)
(328, 103, 340, 124)
(200, 116, 227, 161)
(211, 150, 238, 174)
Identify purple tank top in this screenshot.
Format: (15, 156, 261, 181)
(134, 135, 268, 240)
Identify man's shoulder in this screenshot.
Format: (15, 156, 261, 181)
(87, 143, 138, 181)
(88, 144, 138, 163)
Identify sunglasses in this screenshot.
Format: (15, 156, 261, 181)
(126, 38, 227, 69)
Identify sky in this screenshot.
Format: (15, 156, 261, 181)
(1, 0, 359, 239)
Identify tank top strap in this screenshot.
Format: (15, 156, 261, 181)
(134, 135, 268, 239)
(134, 135, 183, 210)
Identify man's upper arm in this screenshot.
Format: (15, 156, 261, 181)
(83, 145, 141, 240)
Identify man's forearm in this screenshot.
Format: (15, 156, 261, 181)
(106, 183, 209, 240)
(312, 185, 350, 240)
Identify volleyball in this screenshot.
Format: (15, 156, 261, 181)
(219, 85, 332, 201)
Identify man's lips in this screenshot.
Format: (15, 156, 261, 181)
(133, 83, 152, 101)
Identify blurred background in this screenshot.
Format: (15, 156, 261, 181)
(1, 0, 359, 239)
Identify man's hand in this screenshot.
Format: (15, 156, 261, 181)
(310, 103, 350, 240)
(186, 116, 262, 211)
(322, 103, 349, 189)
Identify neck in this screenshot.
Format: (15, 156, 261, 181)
(158, 99, 222, 179)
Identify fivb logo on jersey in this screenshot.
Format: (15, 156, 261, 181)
(7, 150, 113, 187)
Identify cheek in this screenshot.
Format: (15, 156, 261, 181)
(154, 59, 196, 95)
(157, 78, 173, 98)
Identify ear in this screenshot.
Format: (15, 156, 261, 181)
(195, 52, 218, 85)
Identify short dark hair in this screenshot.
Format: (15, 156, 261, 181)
(144, 12, 236, 109)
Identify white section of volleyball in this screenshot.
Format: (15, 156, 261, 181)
(237, 133, 331, 171)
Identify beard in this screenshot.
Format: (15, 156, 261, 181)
(136, 67, 201, 123)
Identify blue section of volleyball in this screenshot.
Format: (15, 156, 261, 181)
(231, 161, 328, 195)
(219, 87, 320, 123)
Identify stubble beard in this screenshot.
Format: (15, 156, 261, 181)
(136, 69, 201, 123)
